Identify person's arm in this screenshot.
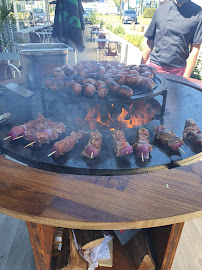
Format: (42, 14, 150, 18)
(183, 44, 201, 78)
(141, 39, 154, 64)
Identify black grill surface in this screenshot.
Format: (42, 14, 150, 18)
(0, 76, 201, 176)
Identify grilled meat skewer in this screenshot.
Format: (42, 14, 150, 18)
(183, 119, 202, 145)
(82, 130, 102, 158)
(112, 130, 133, 157)
(133, 128, 153, 160)
(51, 130, 86, 157)
(154, 125, 184, 152)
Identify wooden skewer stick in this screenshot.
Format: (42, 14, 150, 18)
(4, 136, 11, 140)
(48, 151, 56, 157)
(178, 147, 185, 154)
(13, 135, 24, 140)
(91, 152, 94, 159)
(141, 152, 144, 162)
(24, 141, 36, 148)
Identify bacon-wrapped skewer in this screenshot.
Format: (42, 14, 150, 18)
(154, 125, 184, 152)
(82, 130, 102, 158)
(133, 128, 153, 160)
(50, 130, 86, 157)
(112, 130, 133, 157)
(183, 119, 202, 145)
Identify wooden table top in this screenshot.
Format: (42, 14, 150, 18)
(0, 75, 201, 230)
(0, 155, 202, 230)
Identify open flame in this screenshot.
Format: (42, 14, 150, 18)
(84, 102, 155, 130)
(117, 103, 154, 128)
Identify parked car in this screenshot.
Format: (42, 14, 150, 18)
(122, 9, 138, 24)
(33, 8, 46, 23)
(83, 9, 93, 24)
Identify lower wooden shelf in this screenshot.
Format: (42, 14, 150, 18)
(26, 222, 184, 270)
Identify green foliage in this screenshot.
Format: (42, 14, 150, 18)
(90, 12, 99, 25)
(99, 19, 105, 29)
(105, 23, 144, 51)
(112, 0, 120, 7)
(191, 52, 202, 80)
(124, 33, 144, 50)
(113, 24, 125, 36)
(143, 8, 156, 18)
(0, 1, 13, 31)
(105, 23, 114, 32)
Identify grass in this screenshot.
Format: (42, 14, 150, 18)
(96, 14, 151, 25)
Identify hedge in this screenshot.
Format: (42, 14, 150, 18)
(143, 8, 156, 18)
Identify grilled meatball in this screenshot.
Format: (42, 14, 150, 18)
(44, 77, 55, 89)
(118, 85, 133, 97)
(125, 74, 143, 86)
(83, 78, 96, 85)
(83, 83, 96, 96)
(111, 74, 125, 85)
(108, 81, 120, 92)
(64, 77, 74, 88)
(97, 85, 108, 98)
(53, 67, 64, 76)
(141, 72, 154, 79)
(94, 80, 106, 88)
(142, 78, 155, 90)
(78, 69, 88, 78)
(72, 76, 85, 84)
(70, 83, 82, 95)
(49, 80, 64, 91)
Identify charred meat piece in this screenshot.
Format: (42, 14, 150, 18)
(82, 130, 102, 158)
(141, 78, 155, 90)
(133, 128, 152, 160)
(51, 130, 86, 157)
(94, 80, 106, 88)
(111, 74, 125, 85)
(44, 77, 55, 89)
(83, 78, 96, 85)
(154, 125, 184, 152)
(97, 85, 108, 98)
(112, 130, 133, 157)
(83, 83, 96, 96)
(117, 85, 133, 98)
(183, 119, 202, 145)
(108, 81, 120, 92)
(49, 80, 64, 91)
(64, 78, 74, 88)
(70, 83, 82, 95)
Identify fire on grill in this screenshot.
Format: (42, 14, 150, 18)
(81, 101, 157, 131)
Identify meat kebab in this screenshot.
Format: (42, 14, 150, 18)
(82, 130, 102, 158)
(6, 113, 66, 146)
(154, 125, 184, 152)
(50, 130, 86, 157)
(183, 119, 202, 146)
(112, 130, 133, 157)
(133, 128, 153, 160)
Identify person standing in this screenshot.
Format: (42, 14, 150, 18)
(141, 0, 202, 77)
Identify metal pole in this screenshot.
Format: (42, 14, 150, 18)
(13, 0, 20, 32)
(119, 0, 121, 20)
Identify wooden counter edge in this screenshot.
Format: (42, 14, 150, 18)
(0, 206, 202, 230)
